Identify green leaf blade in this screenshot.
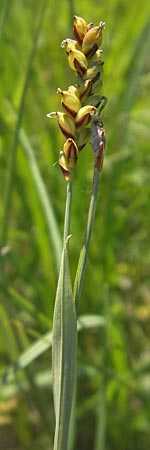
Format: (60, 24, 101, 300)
(52, 238, 77, 450)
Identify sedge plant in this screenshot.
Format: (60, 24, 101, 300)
(47, 15, 107, 450)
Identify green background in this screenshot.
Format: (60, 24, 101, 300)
(0, 0, 149, 449)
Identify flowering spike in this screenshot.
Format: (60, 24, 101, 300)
(83, 63, 103, 81)
(57, 88, 81, 117)
(58, 112, 75, 138)
(89, 49, 103, 64)
(73, 15, 87, 45)
(68, 85, 80, 96)
(63, 138, 78, 168)
(58, 151, 71, 181)
(61, 39, 79, 53)
(47, 111, 57, 119)
(68, 49, 88, 75)
(75, 105, 96, 129)
(79, 79, 93, 101)
(82, 22, 106, 56)
(47, 15, 107, 181)
(47, 111, 75, 138)
(87, 22, 94, 31)
(77, 128, 91, 150)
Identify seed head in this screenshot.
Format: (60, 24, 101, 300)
(47, 16, 107, 181)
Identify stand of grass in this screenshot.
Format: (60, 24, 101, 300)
(0, 2, 149, 450)
(1, 1, 48, 248)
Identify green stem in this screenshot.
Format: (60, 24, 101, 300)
(73, 167, 100, 313)
(63, 180, 73, 242)
(94, 382, 107, 450)
(94, 286, 109, 450)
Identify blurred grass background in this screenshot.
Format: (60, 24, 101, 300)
(0, 0, 150, 449)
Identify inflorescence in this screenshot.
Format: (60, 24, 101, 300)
(47, 15, 107, 181)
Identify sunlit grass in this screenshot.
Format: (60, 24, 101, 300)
(0, 1, 150, 450)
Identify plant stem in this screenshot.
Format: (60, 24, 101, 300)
(73, 167, 100, 313)
(63, 180, 73, 242)
(94, 286, 109, 450)
(94, 381, 107, 450)
(52, 178, 76, 450)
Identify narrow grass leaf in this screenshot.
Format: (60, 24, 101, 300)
(52, 237, 77, 450)
(0, 302, 18, 360)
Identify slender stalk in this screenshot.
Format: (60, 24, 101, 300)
(94, 382, 107, 450)
(52, 178, 76, 450)
(73, 167, 100, 312)
(94, 286, 109, 450)
(63, 180, 73, 242)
